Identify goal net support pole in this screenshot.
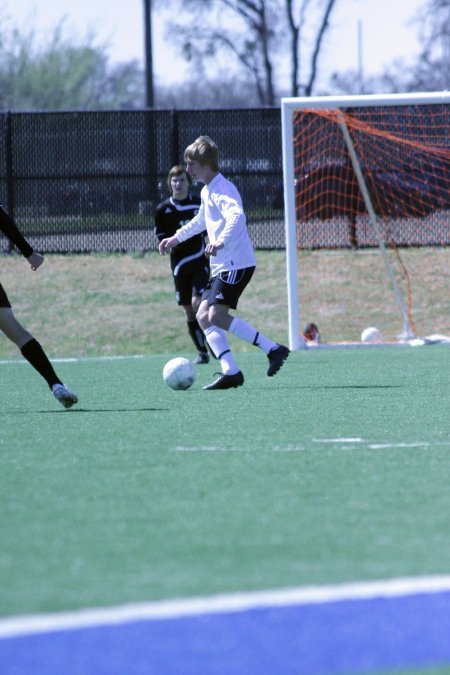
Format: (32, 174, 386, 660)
(336, 111, 413, 340)
(281, 100, 302, 350)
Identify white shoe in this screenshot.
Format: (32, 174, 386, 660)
(52, 383, 78, 409)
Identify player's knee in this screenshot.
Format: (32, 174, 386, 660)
(208, 304, 228, 328)
(0, 310, 32, 346)
(196, 306, 208, 328)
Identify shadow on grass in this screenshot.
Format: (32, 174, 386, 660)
(1, 407, 170, 414)
(312, 384, 405, 390)
(263, 384, 405, 391)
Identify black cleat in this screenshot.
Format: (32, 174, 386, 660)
(203, 371, 244, 390)
(267, 344, 290, 376)
(192, 352, 210, 364)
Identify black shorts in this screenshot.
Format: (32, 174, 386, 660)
(174, 260, 210, 306)
(0, 282, 11, 308)
(202, 267, 255, 310)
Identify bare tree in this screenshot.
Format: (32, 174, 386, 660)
(414, 0, 450, 89)
(285, 0, 307, 96)
(303, 0, 337, 95)
(156, 74, 262, 108)
(286, 0, 338, 96)
(330, 0, 449, 95)
(167, 0, 339, 105)
(172, 0, 280, 105)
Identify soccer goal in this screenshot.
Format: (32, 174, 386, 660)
(281, 91, 450, 349)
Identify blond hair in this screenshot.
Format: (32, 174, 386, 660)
(184, 136, 219, 172)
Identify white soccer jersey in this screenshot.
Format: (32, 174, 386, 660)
(175, 173, 256, 277)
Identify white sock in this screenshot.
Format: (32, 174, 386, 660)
(204, 326, 240, 375)
(229, 317, 277, 354)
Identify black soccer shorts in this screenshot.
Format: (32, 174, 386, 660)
(202, 266, 255, 310)
(174, 260, 210, 306)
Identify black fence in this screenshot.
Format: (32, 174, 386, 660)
(0, 107, 448, 255)
(0, 108, 285, 254)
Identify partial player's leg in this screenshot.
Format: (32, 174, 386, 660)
(183, 303, 209, 364)
(0, 303, 78, 408)
(197, 298, 243, 390)
(203, 269, 290, 378)
(228, 316, 290, 376)
(176, 268, 209, 364)
(191, 263, 213, 363)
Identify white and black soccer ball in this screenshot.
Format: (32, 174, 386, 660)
(163, 357, 196, 390)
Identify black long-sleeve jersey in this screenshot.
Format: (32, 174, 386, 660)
(155, 195, 207, 274)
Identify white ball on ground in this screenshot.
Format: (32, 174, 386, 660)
(361, 326, 383, 343)
(163, 357, 196, 390)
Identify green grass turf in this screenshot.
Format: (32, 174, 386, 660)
(1, 345, 450, 618)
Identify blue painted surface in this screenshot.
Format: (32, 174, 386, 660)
(1, 592, 450, 675)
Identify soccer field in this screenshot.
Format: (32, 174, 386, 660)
(1, 345, 450, 674)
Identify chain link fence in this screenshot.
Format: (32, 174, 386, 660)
(0, 108, 285, 254)
(0, 107, 448, 255)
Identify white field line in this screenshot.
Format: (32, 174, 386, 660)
(313, 438, 450, 450)
(2, 337, 449, 366)
(0, 354, 148, 366)
(4, 334, 450, 367)
(313, 437, 364, 443)
(1, 575, 450, 639)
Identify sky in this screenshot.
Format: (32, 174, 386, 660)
(0, 0, 425, 91)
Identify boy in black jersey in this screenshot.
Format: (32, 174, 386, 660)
(0, 206, 78, 408)
(155, 165, 210, 363)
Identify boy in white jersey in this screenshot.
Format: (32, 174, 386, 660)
(159, 136, 289, 390)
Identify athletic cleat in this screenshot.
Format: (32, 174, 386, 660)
(52, 383, 78, 409)
(192, 352, 210, 365)
(203, 371, 244, 390)
(267, 344, 290, 377)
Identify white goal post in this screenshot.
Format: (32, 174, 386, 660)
(281, 91, 450, 350)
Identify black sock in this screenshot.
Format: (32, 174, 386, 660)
(20, 338, 62, 389)
(187, 320, 208, 353)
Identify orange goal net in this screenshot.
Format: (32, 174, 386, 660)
(281, 93, 450, 348)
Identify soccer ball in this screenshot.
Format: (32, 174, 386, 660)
(163, 357, 196, 390)
(361, 326, 383, 343)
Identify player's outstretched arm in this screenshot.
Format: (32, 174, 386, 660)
(27, 252, 44, 271)
(159, 236, 179, 255)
